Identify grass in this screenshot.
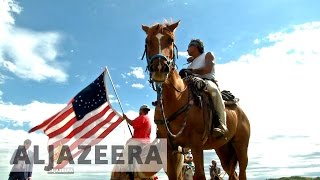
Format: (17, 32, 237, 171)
(268, 176, 320, 180)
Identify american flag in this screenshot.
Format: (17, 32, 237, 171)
(29, 69, 124, 169)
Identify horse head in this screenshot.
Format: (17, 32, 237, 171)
(141, 21, 180, 83)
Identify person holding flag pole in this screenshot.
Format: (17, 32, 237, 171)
(106, 66, 152, 177)
(105, 66, 152, 144)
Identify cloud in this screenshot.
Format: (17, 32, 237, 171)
(0, 101, 65, 127)
(216, 21, 320, 178)
(178, 51, 189, 58)
(131, 83, 144, 89)
(253, 38, 260, 45)
(126, 67, 145, 79)
(0, 0, 68, 83)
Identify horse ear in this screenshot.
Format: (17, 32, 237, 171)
(168, 20, 181, 32)
(142, 25, 149, 34)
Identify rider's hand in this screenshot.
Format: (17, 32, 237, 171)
(187, 57, 194, 63)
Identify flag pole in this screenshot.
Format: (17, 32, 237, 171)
(105, 66, 133, 136)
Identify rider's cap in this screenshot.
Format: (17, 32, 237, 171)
(140, 104, 150, 111)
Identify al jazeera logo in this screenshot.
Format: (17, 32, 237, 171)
(10, 138, 167, 174)
(48, 143, 74, 174)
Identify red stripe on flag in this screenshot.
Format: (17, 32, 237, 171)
(68, 112, 117, 152)
(54, 117, 123, 169)
(66, 105, 111, 139)
(44, 106, 74, 133)
(47, 117, 77, 138)
(49, 105, 111, 147)
(28, 110, 61, 133)
(97, 117, 124, 139)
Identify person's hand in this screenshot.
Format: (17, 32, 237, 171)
(27, 177, 32, 180)
(187, 57, 194, 63)
(179, 68, 193, 78)
(122, 114, 127, 120)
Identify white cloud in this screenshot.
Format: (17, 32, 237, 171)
(0, 101, 65, 127)
(216, 21, 320, 178)
(178, 51, 189, 58)
(131, 83, 144, 89)
(109, 99, 119, 104)
(127, 67, 145, 79)
(0, 73, 6, 84)
(253, 38, 260, 45)
(121, 73, 126, 78)
(0, 0, 67, 83)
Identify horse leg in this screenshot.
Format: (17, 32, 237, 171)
(232, 141, 248, 180)
(166, 150, 184, 180)
(232, 130, 250, 179)
(192, 148, 206, 180)
(215, 142, 238, 180)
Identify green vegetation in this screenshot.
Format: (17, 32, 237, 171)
(268, 176, 320, 180)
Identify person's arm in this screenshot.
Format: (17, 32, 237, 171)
(191, 52, 214, 75)
(122, 114, 133, 126)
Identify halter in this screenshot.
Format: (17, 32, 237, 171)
(141, 36, 179, 106)
(141, 39, 179, 92)
(141, 40, 179, 70)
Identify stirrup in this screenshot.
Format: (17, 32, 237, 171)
(212, 128, 224, 138)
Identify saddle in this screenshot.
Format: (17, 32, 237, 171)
(179, 68, 239, 105)
(181, 70, 239, 141)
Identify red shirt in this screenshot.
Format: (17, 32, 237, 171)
(131, 115, 151, 143)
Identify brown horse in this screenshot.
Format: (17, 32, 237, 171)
(141, 20, 250, 180)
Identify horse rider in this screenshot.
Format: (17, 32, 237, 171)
(185, 39, 228, 137)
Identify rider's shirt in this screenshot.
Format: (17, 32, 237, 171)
(132, 115, 151, 143)
(187, 52, 215, 80)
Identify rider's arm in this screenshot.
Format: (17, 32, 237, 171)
(191, 52, 214, 75)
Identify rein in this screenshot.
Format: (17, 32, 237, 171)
(160, 96, 192, 138)
(154, 79, 193, 138)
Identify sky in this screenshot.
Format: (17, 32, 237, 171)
(1, 0, 320, 179)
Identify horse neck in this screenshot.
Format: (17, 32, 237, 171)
(163, 69, 188, 108)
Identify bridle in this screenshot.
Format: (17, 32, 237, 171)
(141, 33, 179, 92)
(141, 31, 193, 140)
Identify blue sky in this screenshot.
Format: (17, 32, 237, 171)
(1, 0, 320, 179)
